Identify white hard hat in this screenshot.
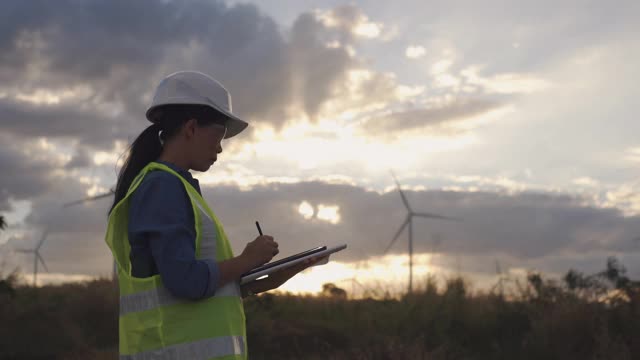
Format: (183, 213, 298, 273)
(145, 71, 248, 139)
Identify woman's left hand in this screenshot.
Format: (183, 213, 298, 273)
(262, 255, 328, 291)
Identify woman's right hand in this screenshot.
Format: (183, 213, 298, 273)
(241, 235, 279, 268)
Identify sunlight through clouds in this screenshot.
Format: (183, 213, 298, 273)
(276, 253, 438, 297)
(625, 147, 640, 163)
(316, 204, 341, 224)
(248, 124, 475, 173)
(13, 86, 93, 105)
(298, 201, 314, 219)
(460, 66, 550, 94)
(314, 6, 385, 39)
(297, 201, 340, 224)
(395, 85, 426, 100)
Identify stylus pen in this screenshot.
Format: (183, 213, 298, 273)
(255, 221, 263, 236)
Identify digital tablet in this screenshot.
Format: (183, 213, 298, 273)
(241, 246, 327, 277)
(240, 244, 347, 285)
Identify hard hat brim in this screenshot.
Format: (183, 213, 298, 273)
(146, 100, 248, 139)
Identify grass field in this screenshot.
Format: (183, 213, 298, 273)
(0, 258, 638, 360)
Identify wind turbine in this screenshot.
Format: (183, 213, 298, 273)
(15, 227, 50, 286)
(336, 258, 369, 299)
(64, 186, 117, 280)
(384, 171, 461, 294)
(492, 260, 505, 295)
(63, 186, 115, 208)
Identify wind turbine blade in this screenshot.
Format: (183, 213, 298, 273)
(390, 170, 411, 211)
(37, 253, 49, 272)
(63, 191, 113, 207)
(37, 228, 49, 250)
(384, 216, 409, 254)
(413, 212, 461, 221)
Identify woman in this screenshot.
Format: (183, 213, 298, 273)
(105, 71, 320, 359)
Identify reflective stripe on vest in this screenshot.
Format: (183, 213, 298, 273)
(192, 194, 218, 260)
(105, 162, 247, 359)
(120, 335, 245, 360)
(120, 281, 241, 316)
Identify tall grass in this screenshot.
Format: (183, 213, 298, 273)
(0, 258, 638, 360)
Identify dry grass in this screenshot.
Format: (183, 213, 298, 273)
(0, 258, 638, 360)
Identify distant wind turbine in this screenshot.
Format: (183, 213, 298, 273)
(338, 259, 368, 299)
(492, 260, 505, 295)
(384, 170, 461, 294)
(15, 227, 50, 286)
(64, 186, 117, 280)
(63, 186, 115, 208)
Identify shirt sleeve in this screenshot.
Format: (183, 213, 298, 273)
(128, 171, 220, 300)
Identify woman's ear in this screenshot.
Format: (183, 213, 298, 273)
(183, 118, 198, 139)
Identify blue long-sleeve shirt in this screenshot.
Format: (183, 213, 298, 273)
(128, 160, 220, 300)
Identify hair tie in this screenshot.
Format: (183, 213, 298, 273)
(158, 130, 164, 146)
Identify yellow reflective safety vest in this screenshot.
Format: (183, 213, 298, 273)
(105, 161, 247, 360)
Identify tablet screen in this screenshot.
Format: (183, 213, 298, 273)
(241, 245, 327, 276)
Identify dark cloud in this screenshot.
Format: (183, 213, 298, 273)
(0, 97, 129, 149)
(0, 0, 359, 150)
(64, 148, 93, 170)
(362, 97, 501, 136)
(0, 133, 58, 211)
(287, 13, 353, 118)
(5, 174, 640, 279)
(0, 0, 365, 217)
(206, 183, 640, 261)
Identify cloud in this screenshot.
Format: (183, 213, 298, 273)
(0, 96, 129, 149)
(406, 46, 426, 59)
(0, 0, 368, 146)
(314, 5, 387, 41)
(0, 133, 66, 212)
(360, 97, 502, 137)
(3, 170, 640, 281)
(460, 66, 550, 94)
(202, 182, 640, 263)
(624, 147, 640, 163)
(0, 1, 393, 218)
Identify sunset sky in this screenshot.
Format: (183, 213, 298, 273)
(1, 0, 639, 295)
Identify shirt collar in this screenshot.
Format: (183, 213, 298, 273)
(155, 160, 201, 191)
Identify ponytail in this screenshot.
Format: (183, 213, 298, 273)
(108, 123, 163, 215)
(108, 104, 227, 216)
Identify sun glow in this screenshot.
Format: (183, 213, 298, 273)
(298, 201, 315, 219)
(275, 253, 440, 298)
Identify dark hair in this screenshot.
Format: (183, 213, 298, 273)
(108, 104, 226, 216)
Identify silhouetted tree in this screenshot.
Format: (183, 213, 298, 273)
(0, 214, 17, 297)
(322, 283, 347, 299)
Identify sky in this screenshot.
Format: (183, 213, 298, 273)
(0, 0, 639, 295)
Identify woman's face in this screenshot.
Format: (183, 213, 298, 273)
(190, 120, 227, 171)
